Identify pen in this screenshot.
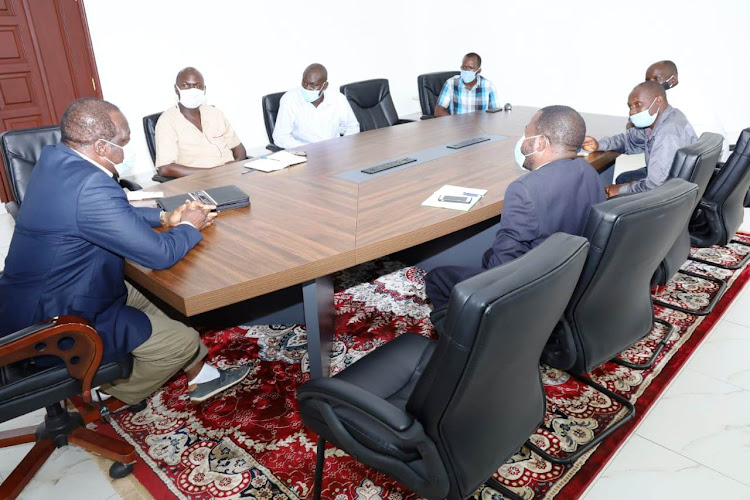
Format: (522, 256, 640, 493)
(462, 192, 480, 197)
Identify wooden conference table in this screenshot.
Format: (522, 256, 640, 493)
(125, 106, 626, 378)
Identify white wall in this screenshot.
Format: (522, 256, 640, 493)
(84, 0, 750, 176)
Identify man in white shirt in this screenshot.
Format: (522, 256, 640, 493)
(273, 63, 360, 149)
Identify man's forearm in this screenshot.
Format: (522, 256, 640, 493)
(434, 105, 450, 117)
(158, 163, 212, 178)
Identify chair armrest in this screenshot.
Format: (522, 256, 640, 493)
(266, 144, 284, 153)
(151, 174, 175, 183)
(298, 377, 414, 431)
(395, 119, 415, 125)
(698, 199, 718, 212)
(0, 316, 103, 403)
(118, 179, 142, 191)
(5, 201, 19, 220)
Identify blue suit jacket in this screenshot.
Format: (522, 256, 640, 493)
(0, 144, 203, 362)
(482, 157, 605, 268)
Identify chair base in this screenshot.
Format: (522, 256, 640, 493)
(312, 436, 325, 500)
(689, 238, 750, 271)
(612, 318, 675, 370)
(525, 372, 635, 466)
(0, 402, 136, 500)
(653, 269, 727, 316)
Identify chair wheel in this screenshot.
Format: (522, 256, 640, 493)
(109, 461, 134, 479)
(127, 400, 147, 413)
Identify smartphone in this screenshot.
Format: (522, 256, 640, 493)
(439, 194, 473, 204)
(485, 108, 504, 113)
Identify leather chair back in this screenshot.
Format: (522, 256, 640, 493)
(545, 179, 699, 373)
(407, 233, 589, 499)
(340, 79, 400, 132)
(690, 128, 750, 247)
(262, 92, 285, 145)
(417, 71, 459, 118)
(142, 112, 162, 164)
(0, 125, 61, 203)
(654, 132, 724, 284)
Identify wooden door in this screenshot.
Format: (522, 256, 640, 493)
(0, 0, 101, 202)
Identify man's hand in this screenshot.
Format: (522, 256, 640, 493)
(582, 136, 599, 152)
(167, 200, 217, 227)
(605, 184, 625, 198)
(180, 204, 217, 231)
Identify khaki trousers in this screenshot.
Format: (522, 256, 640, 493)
(101, 282, 208, 404)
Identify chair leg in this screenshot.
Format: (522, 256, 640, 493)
(485, 477, 525, 500)
(612, 318, 675, 370)
(312, 437, 326, 500)
(689, 238, 750, 271)
(0, 438, 56, 500)
(0, 426, 37, 448)
(68, 427, 136, 464)
(525, 372, 636, 465)
(652, 269, 727, 316)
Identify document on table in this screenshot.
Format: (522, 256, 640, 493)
(244, 151, 307, 172)
(421, 185, 487, 211)
(126, 190, 164, 201)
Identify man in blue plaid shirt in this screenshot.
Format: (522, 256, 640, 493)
(434, 52, 497, 117)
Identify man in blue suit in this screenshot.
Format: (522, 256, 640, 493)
(0, 98, 248, 405)
(425, 105, 605, 314)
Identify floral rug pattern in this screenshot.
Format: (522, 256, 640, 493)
(94, 242, 750, 500)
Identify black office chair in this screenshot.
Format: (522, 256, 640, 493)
(142, 112, 174, 183)
(417, 71, 459, 120)
(339, 79, 414, 132)
(688, 128, 750, 269)
(262, 92, 286, 152)
(1, 126, 142, 219)
(0, 316, 137, 498)
(651, 132, 725, 315)
(298, 233, 589, 500)
(533, 179, 700, 465)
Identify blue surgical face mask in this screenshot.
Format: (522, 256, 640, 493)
(460, 69, 478, 84)
(99, 139, 136, 176)
(629, 97, 659, 128)
(301, 82, 325, 103)
(515, 134, 544, 170)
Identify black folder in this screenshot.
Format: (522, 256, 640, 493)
(157, 185, 250, 212)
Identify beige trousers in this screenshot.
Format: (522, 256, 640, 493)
(101, 282, 208, 404)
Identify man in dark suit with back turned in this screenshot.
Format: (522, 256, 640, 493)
(425, 105, 605, 319)
(0, 98, 249, 405)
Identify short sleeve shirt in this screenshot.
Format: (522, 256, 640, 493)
(155, 105, 241, 168)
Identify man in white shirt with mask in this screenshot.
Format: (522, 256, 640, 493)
(272, 63, 359, 149)
(155, 67, 247, 178)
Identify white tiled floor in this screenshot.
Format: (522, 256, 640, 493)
(2, 193, 750, 499)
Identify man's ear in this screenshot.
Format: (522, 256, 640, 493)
(476, 67, 482, 76)
(671, 76, 679, 88)
(321, 81, 329, 92)
(174, 84, 180, 97)
(92, 140, 107, 157)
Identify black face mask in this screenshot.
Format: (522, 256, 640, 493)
(660, 75, 675, 91)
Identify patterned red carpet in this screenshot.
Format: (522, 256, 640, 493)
(92, 235, 750, 500)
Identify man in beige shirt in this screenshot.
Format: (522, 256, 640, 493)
(155, 67, 247, 178)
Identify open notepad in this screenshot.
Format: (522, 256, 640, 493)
(421, 185, 487, 211)
(244, 151, 307, 172)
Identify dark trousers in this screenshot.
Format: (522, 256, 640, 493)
(425, 265, 485, 310)
(615, 167, 647, 184)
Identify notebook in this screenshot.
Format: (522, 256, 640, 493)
(157, 185, 250, 212)
(244, 151, 307, 172)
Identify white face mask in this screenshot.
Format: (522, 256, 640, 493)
(177, 87, 206, 109)
(98, 139, 136, 176)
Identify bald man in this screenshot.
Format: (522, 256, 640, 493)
(646, 60, 729, 161)
(0, 98, 250, 405)
(583, 81, 697, 197)
(272, 63, 359, 149)
(426, 106, 604, 315)
(155, 67, 247, 178)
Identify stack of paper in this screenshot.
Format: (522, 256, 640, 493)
(421, 185, 487, 211)
(244, 151, 307, 172)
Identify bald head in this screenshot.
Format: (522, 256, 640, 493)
(176, 67, 204, 86)
(303, 63, 328, 82)
(631, 80, 667, 104)
(61, 98, 123, 147)
(646, 60, 678, 89)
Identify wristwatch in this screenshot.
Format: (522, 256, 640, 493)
(160, 210, 169, 227)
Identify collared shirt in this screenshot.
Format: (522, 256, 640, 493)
(273, 88, 360, 149)
(73, 148, 113, 177)
(436, 75, 497, 114)
(155, 104, 241, 168)
(598, 105, 697, 194)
